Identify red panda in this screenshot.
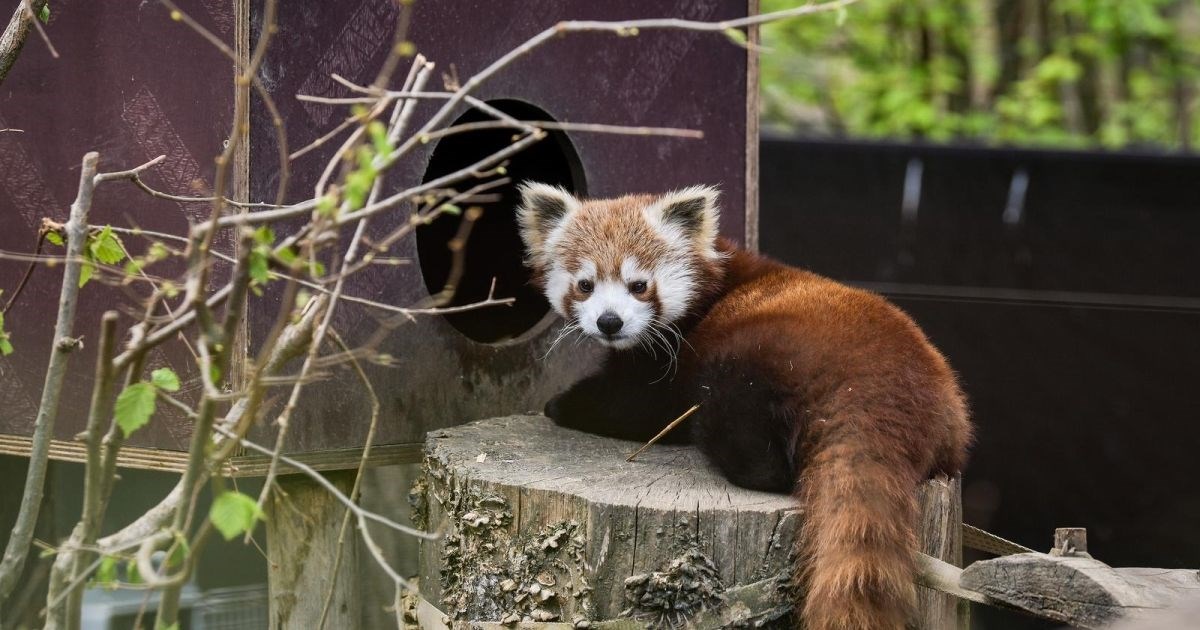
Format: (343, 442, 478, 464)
(517, 183, 972, 630)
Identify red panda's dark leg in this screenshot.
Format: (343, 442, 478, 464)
(544, 350, 692, 443)
(689, 359, 798, 493)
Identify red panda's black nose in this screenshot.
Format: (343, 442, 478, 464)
(597, 312, 624, 336)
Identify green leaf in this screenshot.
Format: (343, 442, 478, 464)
(90, 226, 125, 265)
(126, 558, 142, 584)
(45, 231, 63, 246)
(368, 120, 393, 157)
(158, 623, 180, 630)
(723, 27, 747, 46)
(275, 246, 298, 267)
(77, 259, 94, 288)
(37, 3, 49, 24)
(147, 242, 169, 261)
(248, 251, 270, 286)
(115, 382, 157, 437)
(95, 555, 117, 589)
(150, 367, 180, 392)
(167, 532, 190, 567)
(209, 491, 264, 541)
(253, 226, 275, 247)
(316, 194, 338, 217)
(0, 310, 12, 356)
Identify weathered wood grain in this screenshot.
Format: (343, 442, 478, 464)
(267, 471, 360, 630)
(917, 476, 969, 629)
(960, 552, 1200, 628)
(417, 415, 963, 629)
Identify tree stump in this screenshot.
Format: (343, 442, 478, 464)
(414, 415, 964, 629)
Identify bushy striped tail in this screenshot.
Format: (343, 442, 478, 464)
(795, 417, 922, 630)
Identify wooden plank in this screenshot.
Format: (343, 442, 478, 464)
(266, 471, 361, 630)
(744, 0, 761, 252)
(225, 443, 423, 476)
(960, 552, 1200, 628)
(0, 434, 420, 474)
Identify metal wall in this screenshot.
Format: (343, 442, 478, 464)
(760, 135, 1200, 629)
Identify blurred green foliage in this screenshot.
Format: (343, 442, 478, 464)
(761, 0, 1200, 150)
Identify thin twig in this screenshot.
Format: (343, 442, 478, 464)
(0, 218, 50, 314)
(626, 404, 701, 462)
(255, 54, 434, 512)
(44, 311, 119, 629)
(22, 0, 56, 59)
(316, 329, 381, 630)
(215, 426, 436, 540)
(420, 119, 704, 140)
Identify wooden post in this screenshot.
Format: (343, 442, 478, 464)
(415, 415, 965, 629)
(1052, 527, 1089, 556)
(266, 471, 361, 630)
(916, 475, 968, 630)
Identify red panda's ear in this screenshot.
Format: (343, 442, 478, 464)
(517, 182, 580, 268)
(646, 186, 721, 258)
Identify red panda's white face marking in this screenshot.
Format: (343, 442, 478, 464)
(518, 183, 722, 351)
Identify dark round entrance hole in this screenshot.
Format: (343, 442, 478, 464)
(416, 100, 585, 344)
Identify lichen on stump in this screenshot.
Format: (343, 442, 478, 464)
(415, 415, 962, 629)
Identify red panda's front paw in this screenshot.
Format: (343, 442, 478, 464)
(543, 392, 566, 422)
(544, 391, 590, 431)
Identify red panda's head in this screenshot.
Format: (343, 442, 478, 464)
(517, 183, 723, 350)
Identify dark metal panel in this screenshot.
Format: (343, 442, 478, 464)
(0, 1, 235, 449)
(759, 136, 1200, 630)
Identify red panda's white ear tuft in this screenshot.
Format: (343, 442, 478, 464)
(517, 182, 580, 269)
(645, 185, 721, 258)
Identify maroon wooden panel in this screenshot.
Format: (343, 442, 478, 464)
(246, 0, 752, 454)
(0, 0, 751, 461)
(0, 1, 234, 450)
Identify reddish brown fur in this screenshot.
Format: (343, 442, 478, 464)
(689, 241, 971, 629)
(526, 186, 971, 629)
(548, 194, 723, 324)
(554, 194, 696, 276)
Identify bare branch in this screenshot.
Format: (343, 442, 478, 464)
(0, 0, 48, 87)
(256, 55, 435, 510)
(44, 311, 120, 629)
(316, 328, 380, 630)
(216, 426, 436, 541)
(0, 151, 99, 606)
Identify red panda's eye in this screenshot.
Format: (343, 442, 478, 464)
(629, 281, 648, 295)
(577, 279, 594, 293)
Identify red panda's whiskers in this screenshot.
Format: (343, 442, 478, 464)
(644, 320, 681, 383)
(636, 334, 658, 360)
(541, 320, 581, 361)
